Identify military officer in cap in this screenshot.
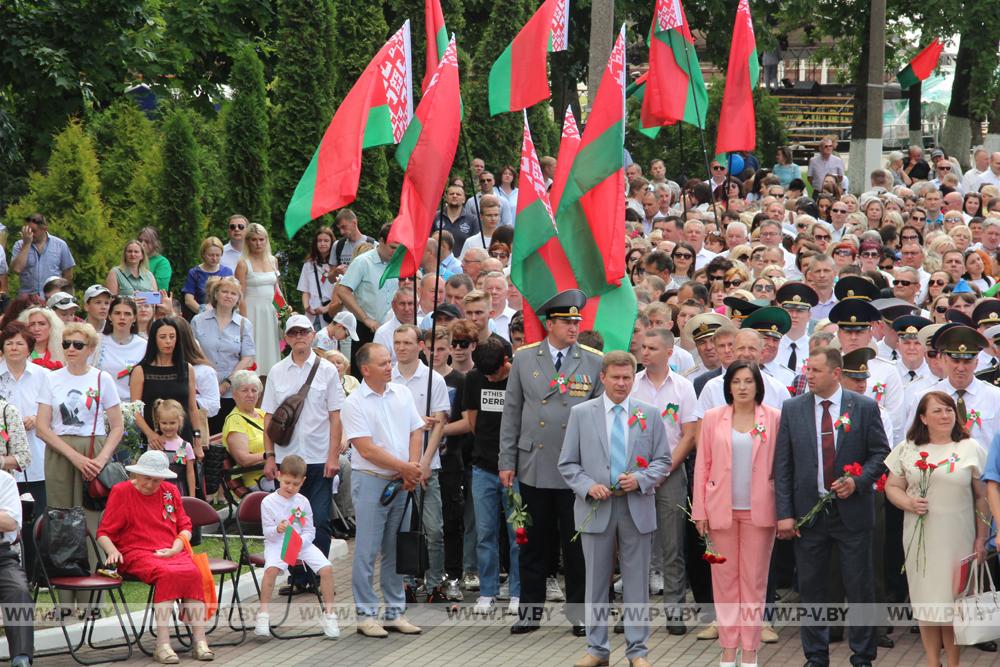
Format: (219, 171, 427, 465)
(907, 325, 1000, 450)
(742, 307, 796, 386)
(695, 325, 791, 418)
(499, 289, 605, 635)
(722, 296, 761, 324)
(841, 348, 895, 439)
(971, 299, 1000, 372)
(776, 283, 817, 378)
(682, 313, 734, 392)
(976, 324, 1000, 388)
(893, 315, 933, 385)
(872, 299, 919, 361)
(834, 275, 881, 302)
(829, 298, 906, 447)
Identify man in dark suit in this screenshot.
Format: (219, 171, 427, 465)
(773, 344, 891, 667)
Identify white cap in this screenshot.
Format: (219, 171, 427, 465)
(46, 292, 78, 310)
(284, 314, 314, 333)
(84, 284, 112, 302)
(332, 311, 359, 341)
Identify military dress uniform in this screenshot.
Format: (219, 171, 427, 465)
(498, 290, 605, 633)
(976, 324, 1000, 388)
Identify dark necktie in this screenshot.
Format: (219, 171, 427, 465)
(555, 351, 563, 372)
(908, 370, 916, 382)
(891, 349, 898, 361)
(956, 389, 967, 426)
(821, 399, 836, 490)
(788, 342, 797, 372)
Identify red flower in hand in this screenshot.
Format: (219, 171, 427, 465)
(843, 462, 864, 477)
(919, 451, 929, 459)
(714, 555, 727, 564)
(515, 527, 528, 546)
(926, 463, 938, 470)
(635, 456, 649, 469)
(875, 473, 887, 493)
(915, 460, 928, 471)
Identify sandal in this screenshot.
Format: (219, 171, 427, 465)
(193, 641, 215, 661)
(153, 644, 179, 664)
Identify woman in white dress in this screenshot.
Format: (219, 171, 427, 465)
(235, 223, 282, 378)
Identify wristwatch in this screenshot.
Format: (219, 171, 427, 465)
(264, 452, 275, 459)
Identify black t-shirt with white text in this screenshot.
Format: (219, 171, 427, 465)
(463, 369, 508, 473)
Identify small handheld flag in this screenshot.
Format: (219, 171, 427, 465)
(280, 525, 303, 566)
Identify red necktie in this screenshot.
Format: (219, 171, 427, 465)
(821, 399, 836, 490)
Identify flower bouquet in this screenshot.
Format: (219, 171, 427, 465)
(795, 461, 864, 530)
(107, 400, 145, 464)
(506, 486, 531, 545)
(679, 501, 726, 565)
(903, 451, 936, 574)
(572, 456, 649, 542)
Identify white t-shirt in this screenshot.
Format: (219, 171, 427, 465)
(97, 334, 148, 401)
(392, 363, 450, 470)
(39, 367, 121, 437)
(343, 381, 424, 476)
(296, 260, 336, 310)
(194, 364, 221, 418)
(261, 353, 344, 464)
(0, 361, 48, 482)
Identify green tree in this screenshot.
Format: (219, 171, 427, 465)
(121, 138, 165, 235)
(224, 45, 271, 228)
(189, 110, 228, 236)
(331, 3, 392, 237)
(158, 109, 206, 290)
(4, 118, 117, 290)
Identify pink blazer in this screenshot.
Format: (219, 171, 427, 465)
(692, 403, 780, 530)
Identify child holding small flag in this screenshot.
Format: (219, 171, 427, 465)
(255, 455, 340, 639)
(154, 399, 196, 495)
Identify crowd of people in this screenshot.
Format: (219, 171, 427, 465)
(1, 142, 1000, 666)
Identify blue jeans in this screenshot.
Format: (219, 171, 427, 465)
(472, 466, 520, 598)
(420, 470, 445, 588)
(352, 471, 407, 619)
(291, 463, 332, 586)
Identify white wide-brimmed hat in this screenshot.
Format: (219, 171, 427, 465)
(125, 450, 177, 479)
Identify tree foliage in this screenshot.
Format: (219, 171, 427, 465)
(4, 119, 117, 291)
(158, 109, 206, 291)
(224, 45, 271, 229)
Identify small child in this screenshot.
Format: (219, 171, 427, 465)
(154, 399, 196, 495)
(255, 455, 339, 639)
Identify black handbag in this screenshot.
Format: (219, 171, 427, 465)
(312, 262, 333, 324)
(395, 492, 429, 577)
(38, 506, 91, 577)
(202, 444, 228, 495)
(83, 373, 129, 511)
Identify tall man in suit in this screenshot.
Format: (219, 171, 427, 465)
(774, 344, 891, 667)
(559, 351, 671, 667)
(499, 289, 605, 635)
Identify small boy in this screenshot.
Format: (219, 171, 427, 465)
(255, 455, 340, 639)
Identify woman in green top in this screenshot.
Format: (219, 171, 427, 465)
(138, 226, 173, 291)
(106, 239, 158, 297)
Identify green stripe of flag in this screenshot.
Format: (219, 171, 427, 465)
(488, 45, 514, 115)
(362, 105, 395, 148)
(379, 244, 407, 287)
(897, 65, 919, 90)
(394, 117, 423, 171)
(284, 148, 321, 238)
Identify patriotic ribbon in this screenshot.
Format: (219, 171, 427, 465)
(289, 507, 307, 527)
(661, 403, 680, 423)
(834, 413, 851, 432)
(938, 453, 960, 473)
(0, 429, 8, 443)
(549, 374, 568, 394)
(628, 408, 647, 431)
(85, 388, 99, 409)
(116, 364, 134, 379)
(965, 409, 982, 430)
(871, 382, 886, 403)
(752, 423, 766, 442)
(162, 490, 176, 523)
(174, 450, 186, 465)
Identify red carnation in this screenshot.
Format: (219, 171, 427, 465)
(875, 474, 887, 493)
(927, 463, 937, 470)
(916, 460, 928, 471)
(714, 555, 727, 564)
(635, 456, 649, 469)
(919, 451, 929, 459)
(701, 553, 716, 564)
(515, 526, 528, 545)
(843, 462, 864, 477)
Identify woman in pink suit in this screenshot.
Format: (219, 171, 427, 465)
(692, 361, 781, 667)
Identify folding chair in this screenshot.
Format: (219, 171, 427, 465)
(118, 571, 191, 657)
(232, 491, 325, 639)
(31, 515, 133, 665)
(181, 496, 246, 646)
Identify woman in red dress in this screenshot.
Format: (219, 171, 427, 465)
(97, 450, 214, 664)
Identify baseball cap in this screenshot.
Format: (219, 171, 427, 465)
(46, 292, 78, 310)
(283, 314, 313, 333)
(432, 303, 462, 321)
(930, 148, 945, 159)
(332, 311, 359, 341)
(84, 284, 112, 302)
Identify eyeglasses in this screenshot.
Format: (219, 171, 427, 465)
(938, 165, 952, 171)
(813, 233, 831, 241)
(709, 274, 725, 282)
(901, 234, 920, 241)
(935, 306, 949, 314)
(462, 258, 482, 264)
(734, 254, 750, 262)
(929, 279, 948, 287)
(286, 328, 312, 338)
(752, 284, 775, 293)
(452, 339, 474, 349)
(893, 280, 915, 287)
(62, 340, 87, 350)
(723, 279, 743, 288)
(711, 165, 726, 171)
(910, 215, 927, 222)
(489, 252, 510, 260)
(831, 208, 848, 214)
(229, 223, 245, 231)
(833, 249, 854, 257)
(672, 252, 693, 260)
(860, 251, 880, 258)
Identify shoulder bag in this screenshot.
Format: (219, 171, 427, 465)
(954, 559, 1000, 645)
(395, 491, 429, 577)
(266, 361, 321, 447)
(312, 262, 334, 324)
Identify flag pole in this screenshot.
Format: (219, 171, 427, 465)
(460, 127, 489, 249)
(678, 123, 688, 216)
(424, 198, 447, 439)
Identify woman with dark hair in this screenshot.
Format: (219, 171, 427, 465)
(963, 249, 993, 292)
(962, 192, 982, 221)
(772, 148, 798, 188)
(138, 227, 172, 295)
(130, 317, 203, 456)
(821, 174, 843, 199)
(495, 164, 519, 217)
(671, 242, 697, 280)
(296, 226, 337, 330)
(97, 296, 146, 402)
(171, 317, 218, 446)
(884, 391, 987, 667)
(816, 193, 834, 222)
(899, 225, 923, 246)
(693, 361, 781, 667)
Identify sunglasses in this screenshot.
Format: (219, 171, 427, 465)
(286, 328, 312, 337)
(860, 251, 880, 258)
(901, 235, 920, 241)
(814, 233, 831, 241)
(723, 279, 743, 288)
(709, 274, 725, 282)
(929, 279, 948, 287)
(893, 279, 914, 287)
(489, 252, 510, 259)
(935, 305, 949, 314)
(734, 254, 750, 262)
(938, 165, 952, 171)
(229, 223, 245, 230)
(831, 208, 848, 214)
(834, 249, 854, 257)
(711, 165, 726, 171)
(62, 340, 87, 350)
(910, 216, 927, 222)
(673, 252, 693, 260)
(753, 284, 775, 293)
(452, 339, 474, 349)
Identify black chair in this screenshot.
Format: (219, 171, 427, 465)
(31, 515, 133, 665)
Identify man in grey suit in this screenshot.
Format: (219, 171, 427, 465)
(559, 351, 670, 667)
(773, 344, 890, 667)
(499, 289, 605, 635)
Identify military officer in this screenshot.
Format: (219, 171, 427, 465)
(872, 299, 919, 361)
(499, 289, 605, 635)
(971, 299, 1000, 372)
(893, 315, 933, 385)
(742, 306, 796, 386)
(681, 313, 732, 389)
(721, 296, 761, 324)
(775, 282, 817, 378)
(976, 324, 1000, 388)
(834, 275, 880, 302)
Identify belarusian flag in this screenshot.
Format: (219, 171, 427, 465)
(488, 0, 570, 115)
(642, 0, 708, 130)
(272, 286, 287, 311)
(715, 0, 759, 154)
(381, 36, 462, 285)
(280, 525, 302, 566)
(897, 38, 943, 90)
(423, 0, 448, 93)
(549, 106, 580, 213)
(284, 22, 414, 238)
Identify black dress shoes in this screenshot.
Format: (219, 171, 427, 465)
(877, 634, 894, 649)
(572, 624, 587, 637)
(510, 619, 539, 635)
(976, 640, 998, 652)
(666, 622, 687, 636)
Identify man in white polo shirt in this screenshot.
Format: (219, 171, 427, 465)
(262, 314, 344, 594)
(343, 342, 425, 637)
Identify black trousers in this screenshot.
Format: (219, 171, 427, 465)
(517, 483, 585, 624)
(794, 505, 877, 666)
(684, 456, 713, 604)
(0, 548, 33, 660)
(349, 319, 377, 378)
(15, 480, 45, 586)
(207, 397, 235, 436)
(438, 469, 465, 580)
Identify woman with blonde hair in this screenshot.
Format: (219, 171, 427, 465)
(235, 223, 282, 377)
(948, 225, 973, 253)
(106, 239, 158, 297)
(18, 306, 65, 370)
(182, 236, 233, 317)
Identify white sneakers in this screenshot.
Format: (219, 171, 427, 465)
(473, 596, 495, 614)
(507, 597, 520, 616)
(256, 610, 339, 639)
(649, 570, 664, 595)
(545, 577, 566, 602)
(322, 613, 340, 639)
(254, 612, 270, 638)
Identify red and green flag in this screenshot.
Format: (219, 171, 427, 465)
(897, 38, 943, 90)
(642, 0, 708, 130)
(381, 36, 462, 285)
(488, 0, 570, 115)
(715, 0, 759, 154)
(423, 0, 448, 93)
(284, 22, 414, 239)
(280, 525, 303, 567)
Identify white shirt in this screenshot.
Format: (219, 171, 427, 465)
(261, 352, 344, 464)
(897, 360, 932, 385)
(491, 305, 518, 342)
(193, 364, 221, 418)
(669, 346, 696, 375)
(296, 260, 336, 310)
(777, 331, 810, 376)
(963, 167, 987, 193)
(694, 370, 790, 419)
(221, 242, 242, 273)
(0, 361, 47, 483)
(975, 350, 996, 373)
(631, 368, 697, 457)
(762, 359, 796, 387)
(97, 333, 149, 401)
(731, 430, 753, 509)
(876, 339, 899, 362)
(343, 380, 424, 476)
(976, 170, 1000, 190)
(813, 387, 843, 493)
(912, 378, 1000, 452)
(38, 367, 121, 437)
(548, 342, 570, 368)
(0, 470, 21, 544)
(373, 315, 403, 362)
(392, 362, 450, 470)
(694, 247, 718, 271)
(602, 394, 630, 455)
(866, 357, 906, 448)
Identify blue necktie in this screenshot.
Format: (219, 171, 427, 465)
(610, 404, 627, 486)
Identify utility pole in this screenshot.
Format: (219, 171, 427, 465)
(587, 0, 614, 114)
(846, 0, 885, 194)
(908, 82, 923, 148)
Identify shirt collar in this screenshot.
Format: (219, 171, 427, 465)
(814, 385, 843, 409)
(358, 379, 398, 398)
(548, 340, 570, 357)
(392, 361, 427, 382)
(603, 393, 629, 415)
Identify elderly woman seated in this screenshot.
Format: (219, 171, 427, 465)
(96, 450, 213, 664)
(220, 370, 272, 492)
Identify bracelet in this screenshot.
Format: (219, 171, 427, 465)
(192, 430, 202, 439)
